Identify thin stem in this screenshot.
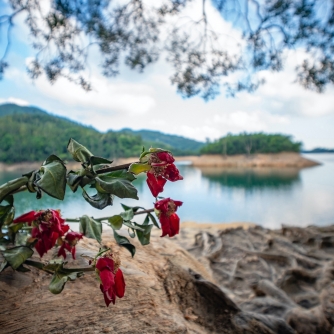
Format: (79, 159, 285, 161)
(10, 185, 28, 195)
(95, 162, 134, 174)
(134, 208, 154, 215)
(0, 176, 29, 202)
(65, 208, 155, 223)
(94, 248, 110, 259)
(24, 259, 95, 273)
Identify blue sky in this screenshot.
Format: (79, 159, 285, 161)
(1, 0, 334, 149)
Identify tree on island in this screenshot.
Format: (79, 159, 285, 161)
(1, 0, 334, 99)
(200, 132, 302, 155)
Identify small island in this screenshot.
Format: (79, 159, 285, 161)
(173, 133, 320, 168)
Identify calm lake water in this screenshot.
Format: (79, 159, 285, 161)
(0, 153, 333, 229)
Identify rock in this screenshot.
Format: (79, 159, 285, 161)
(1, 224, 334, 333)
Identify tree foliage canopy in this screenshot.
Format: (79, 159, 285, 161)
(200, 132, 302, 155)
(1, 0, 334, 99)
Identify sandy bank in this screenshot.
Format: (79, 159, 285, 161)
(175, 152, 320, 168)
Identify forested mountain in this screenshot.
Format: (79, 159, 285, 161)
(201, 133, 302, 156)
(119, 129, 204, 156)
(0, 103, 203, 163)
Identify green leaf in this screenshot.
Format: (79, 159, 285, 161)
(0, 237, 10, 251)
(142, 215, 150, 226)
(35, 155, 67, 200)
(120, 204, 144, 213)
(82, 189, 113, 210)
(3, 246, 34, 270)
(128, 228, 135, 238)
(0, 204, 14, 229)
(113, 230, 136, 257)
(99, 170, 136, 182)
(108, 215, 123, 230)
(2, 195, 13, 206)
(148, 213, 160, 229)
(123, 221, 144, 231)
(0, 260, 8, 273)
(67, 138, 94, 163)
(16, 264, 30, 272)
(49, 271, 83, 294)
(120, 209, 134, 221)
(128, 162, 151, 175)
(121, 203, 131, 211)
(24, 170, 38, 193)
(8, 222, 23, 233)
(43, 259, 84, 294)
(15, 232, 30, 246)
(95, 177, 138, 200)
(66, 171, 83, 193)
(135, 223, 153, 246)
(89, 156, 113, 166)
(79, 215, 102, 243)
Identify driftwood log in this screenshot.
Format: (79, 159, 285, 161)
(1, 224, 334, 334)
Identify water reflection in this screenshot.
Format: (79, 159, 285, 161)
(0, 154, 333, 228)
(199, 167, 301, 190)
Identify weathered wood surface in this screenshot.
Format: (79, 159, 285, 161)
(176, 224, 334, 334)
(1, 224, 334, 334)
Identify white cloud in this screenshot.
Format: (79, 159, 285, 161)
(30, 72, 156, 118)
(0, 97, 29, 106)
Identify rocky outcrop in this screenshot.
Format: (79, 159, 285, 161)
(1, 224, 333, 333)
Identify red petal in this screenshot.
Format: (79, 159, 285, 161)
(173, 200, 183, 209)
(99, 269, 115, 292)
(34, 240, 46, 257)
(57, 244, 67, 259)
(163, 164, 183, 182)
(154, 198, 170, 213)
(146, 173, 166, 197)
(65, 231, 83, 242)
(13, 211, 38, 224)
(107, 287, 116, 305)
(156, 152, 175, 163)
(100, 284, 112, 307)
(71, 246, 76, 259)
(115, 269, 126, 298)
(169, 213, 180, 237)
(61, 224, 70, 234)
(159, 213, 171, 237)
(96, 257, 115, 272)
(31, 227, 41, 238)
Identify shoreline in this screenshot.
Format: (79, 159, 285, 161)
(175, 152, 320, 168)
(0, 152, 320, 172)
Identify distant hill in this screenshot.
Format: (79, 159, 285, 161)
(119, 128, 204, 156)
(303, 148, 334, 153)
(0, 103, 202, 163)
(0, 103, 47, 117)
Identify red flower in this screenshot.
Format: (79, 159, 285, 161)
(57, 231, 83, 259)
(146, 151, 183, 197)
(96, 255, 125, 307)
(13, 209, 70, 258)
(154, 198, 183, 237)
